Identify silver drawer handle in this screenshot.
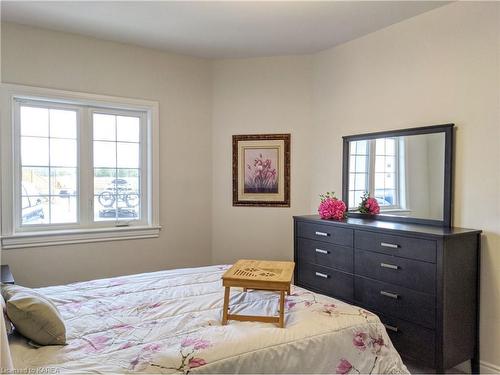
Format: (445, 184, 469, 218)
(315, 248, 329, 254)
(381, 242, 399, 249)
(315, 272, 329, 278)
(384, 323, 399, 333)
(380, 262, 399, 270)
(315, 231, 329, 237)
(380, 290, 399, 299)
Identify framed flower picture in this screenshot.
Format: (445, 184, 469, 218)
(232, 134, 290, 207)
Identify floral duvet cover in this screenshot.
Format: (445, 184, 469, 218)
(9, 265, 409, 374)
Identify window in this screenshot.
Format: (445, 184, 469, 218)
(374, 138, 398, 208)
(92, 111, 143, 222)
(349, 140, 369, 209)
(19, 104, 79, 226)
(348, 137, 406, 210)
(1, 85, 159, 248)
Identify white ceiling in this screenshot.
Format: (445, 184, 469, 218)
(1, 1, 448, 59)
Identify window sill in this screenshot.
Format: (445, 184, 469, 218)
(1, 225, 161, 249)
(380, 209, 412, 214)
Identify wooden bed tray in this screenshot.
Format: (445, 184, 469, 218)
(221, 259, 295, 328)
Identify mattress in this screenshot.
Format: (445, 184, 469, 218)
(9, 265, 409, 374)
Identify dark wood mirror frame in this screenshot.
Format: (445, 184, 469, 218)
(342, 123, 454, 228)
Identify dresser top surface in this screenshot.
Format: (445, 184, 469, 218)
(294, 215, 481, 238)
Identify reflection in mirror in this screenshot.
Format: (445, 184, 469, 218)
(347, 132, 445, 221)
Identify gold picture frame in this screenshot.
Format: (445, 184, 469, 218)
(232, 134, 290, 207)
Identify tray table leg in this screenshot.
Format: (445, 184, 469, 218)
(222, 287, 230, 325)
(279, 290, 285, 328)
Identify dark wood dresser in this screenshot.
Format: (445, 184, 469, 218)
(293, 215, 481, 373)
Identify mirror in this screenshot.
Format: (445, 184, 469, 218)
(342, 124, 453, 227)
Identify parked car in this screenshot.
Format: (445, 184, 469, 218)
(375, 196, 392, 206)
(58, 188, 76, 197)
(22, 184, 45, 223)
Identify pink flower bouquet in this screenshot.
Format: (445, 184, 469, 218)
(358, 192, 380, 215)
(318, 192, 347, 221)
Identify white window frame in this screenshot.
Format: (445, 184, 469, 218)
(87, 106, 149, 229)
(348, 138, 407, 211)
(0, 84, 160, 249)
(13, 99, 83, 232)
(370, 138, 400, 210)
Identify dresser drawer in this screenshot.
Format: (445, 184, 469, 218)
(355, 249, 436, 294)
(296, 221, 353, 247)
(298, 263, 353, 302)
(354, 276, 435, 329)
(298, 238, 353, 273)
(355, 231, 436, 263)
(378, 313, 436, 367)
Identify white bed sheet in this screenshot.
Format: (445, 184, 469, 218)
(9, 265, 409, 374)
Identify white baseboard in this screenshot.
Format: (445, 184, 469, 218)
(480, 360, 500, 374)
(452, 360, 500, 374)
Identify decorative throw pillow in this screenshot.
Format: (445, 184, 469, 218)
(0, 284, 66, 345)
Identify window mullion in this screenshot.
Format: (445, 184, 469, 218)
(368, 140, 376, 195)
(78, 107, 92, 226)
(394, 140, 400, 208)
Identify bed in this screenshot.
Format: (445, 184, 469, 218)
(8, 265, 409, 374)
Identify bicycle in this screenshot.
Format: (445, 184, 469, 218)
(98, 179, 139, 208)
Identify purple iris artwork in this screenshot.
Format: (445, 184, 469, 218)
(244, 148, 279, 194)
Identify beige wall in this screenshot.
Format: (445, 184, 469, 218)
(0, 23, 213, 286)
(311, 2, 499, 370)
(211, 56, 312, 263)
(405, 135, 432, 218)
(427, 134, 445, 219)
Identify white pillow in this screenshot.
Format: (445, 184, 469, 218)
(1, 284, 66, 346)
